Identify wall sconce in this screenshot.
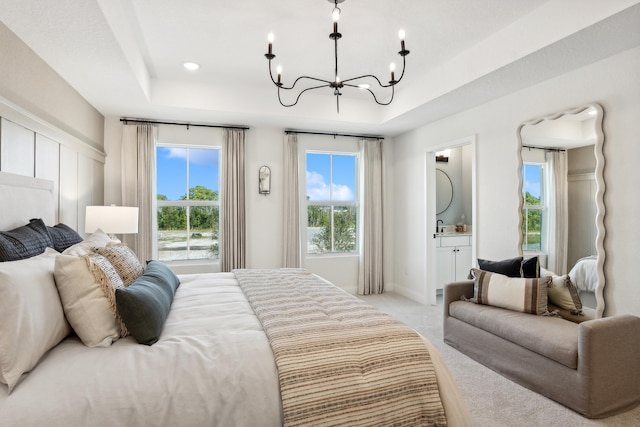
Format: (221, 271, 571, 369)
(435, 149, 450, 162)
(259, 166, 271, 195)
(85, 205, 139, 239)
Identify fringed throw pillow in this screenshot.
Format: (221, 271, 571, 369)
(547, 274, 583, 315)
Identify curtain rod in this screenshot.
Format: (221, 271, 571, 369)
(522, 144, 565, 152)
(120, 117, 249, 131)
(285, 129, 384, 140)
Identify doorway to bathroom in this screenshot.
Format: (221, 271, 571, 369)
(425, 136, 477, 305)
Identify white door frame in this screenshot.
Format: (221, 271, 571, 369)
(424, 135, 477, 305)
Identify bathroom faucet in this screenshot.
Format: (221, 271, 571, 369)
(437, 219, 443, 233)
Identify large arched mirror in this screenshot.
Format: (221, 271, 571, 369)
(516, 104, 605, 317)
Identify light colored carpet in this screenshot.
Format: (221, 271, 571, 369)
(359, 292, 640, 427)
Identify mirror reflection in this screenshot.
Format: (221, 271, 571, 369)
(436, 169, 453, 214)
(517, 104, 605, 317)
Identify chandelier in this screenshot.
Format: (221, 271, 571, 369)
(264, 0, 410, 113)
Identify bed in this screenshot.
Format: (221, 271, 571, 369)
(0, 171, 471, 426)
(568, 255, 598, 293)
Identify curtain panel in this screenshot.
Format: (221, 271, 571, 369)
(546, 150, 568, 274)
(220, 128, 246, 272)
(358, 139, 384, 295)
(121, 124, 157, 263)
(283, 133, 301, 267)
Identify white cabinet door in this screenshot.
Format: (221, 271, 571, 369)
(436, 247, 455, 290)
(437, 240, 473, 290)
(455, 245, 472, 281)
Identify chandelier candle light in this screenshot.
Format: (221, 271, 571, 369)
(265, 0, 410, 113)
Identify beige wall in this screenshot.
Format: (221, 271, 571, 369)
(391, 45, 640, 316)
(0, 21, 105, 233)
(0, 21, 104, 151)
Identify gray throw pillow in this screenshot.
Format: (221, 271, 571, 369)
(0, 218, 53, 261)
(115, 260, 180, 345)
(47, 223, 83, 252)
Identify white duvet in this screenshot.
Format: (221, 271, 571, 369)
(0, 273, 283, 427)
(0, 272, 470, 427)
(568, 255, 598, 292)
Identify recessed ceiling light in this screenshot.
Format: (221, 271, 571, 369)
(183, 62, 200, 71)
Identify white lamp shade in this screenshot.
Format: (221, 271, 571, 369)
(85, 206, 139, 234)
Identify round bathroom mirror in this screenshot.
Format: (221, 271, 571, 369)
(436, 168, 453, 214)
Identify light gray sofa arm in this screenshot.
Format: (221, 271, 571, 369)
(578, 314, 640, 417)
(443, 281, 474, 319)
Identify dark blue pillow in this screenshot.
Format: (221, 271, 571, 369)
(116, 260, 180, 345)
(47, 223, 83, 252)
(0, 218, 53, 261)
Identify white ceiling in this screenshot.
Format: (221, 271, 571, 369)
(1, 0, 639, 136)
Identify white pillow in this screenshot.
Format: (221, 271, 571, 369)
(62, 229, 116, 256)
(53, 253, 127, 347)
(0, 249, 70, 392)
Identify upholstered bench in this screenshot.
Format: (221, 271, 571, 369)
(443, 279, 640, 418)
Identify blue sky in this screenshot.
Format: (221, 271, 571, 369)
(157, 148, 355, 201)
(157, 147, 219, 200)
(306, 153, 356, 201)
(523, 164, 541, 198)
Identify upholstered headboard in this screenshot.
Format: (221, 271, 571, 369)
(0, 171, 55, 230)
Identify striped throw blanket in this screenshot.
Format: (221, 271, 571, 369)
(233, 268, 447, 427)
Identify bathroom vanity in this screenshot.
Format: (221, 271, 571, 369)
(435, 233, 472, 292)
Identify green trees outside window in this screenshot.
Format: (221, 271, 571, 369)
(156, 147, 220, 261)
(522, 163, 544, 252)
(306, 152, 358, 254)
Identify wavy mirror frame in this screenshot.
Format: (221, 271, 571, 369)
(516, 103, 606, 317)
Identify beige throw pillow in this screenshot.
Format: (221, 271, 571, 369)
(0, 249, 70, 392)
(53, 253, 128, 347)
(470, 268, 551, 315)
(62, 229, 116, 256)
(95, 245, 143, 286)
(547, 274, 583, 315)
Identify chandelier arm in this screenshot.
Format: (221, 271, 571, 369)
(341, 74, 388, 87)
(268, 61, 333, 89)
(342, 83, 395, 106)
(285, 75, 333, 90)
(277, 83, 332, 107)
(341, 56, 407, 88)
(394, 54, 408, 84)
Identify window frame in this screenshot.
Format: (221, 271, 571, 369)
(155, 144, 221, 262)
(305, 150, 360, 255)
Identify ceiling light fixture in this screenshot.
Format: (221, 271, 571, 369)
(264, 0, 410, 113)
(183, 62, 200, 71)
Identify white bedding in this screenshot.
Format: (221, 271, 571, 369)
(569, 255, 598, 292)
(0, 273, 282, 427)
(0, 272, 471, 427)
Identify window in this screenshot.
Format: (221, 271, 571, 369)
(306, 152, 358, 254)
(522, 163, 545, 252)
(156, 146, 220, 261)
